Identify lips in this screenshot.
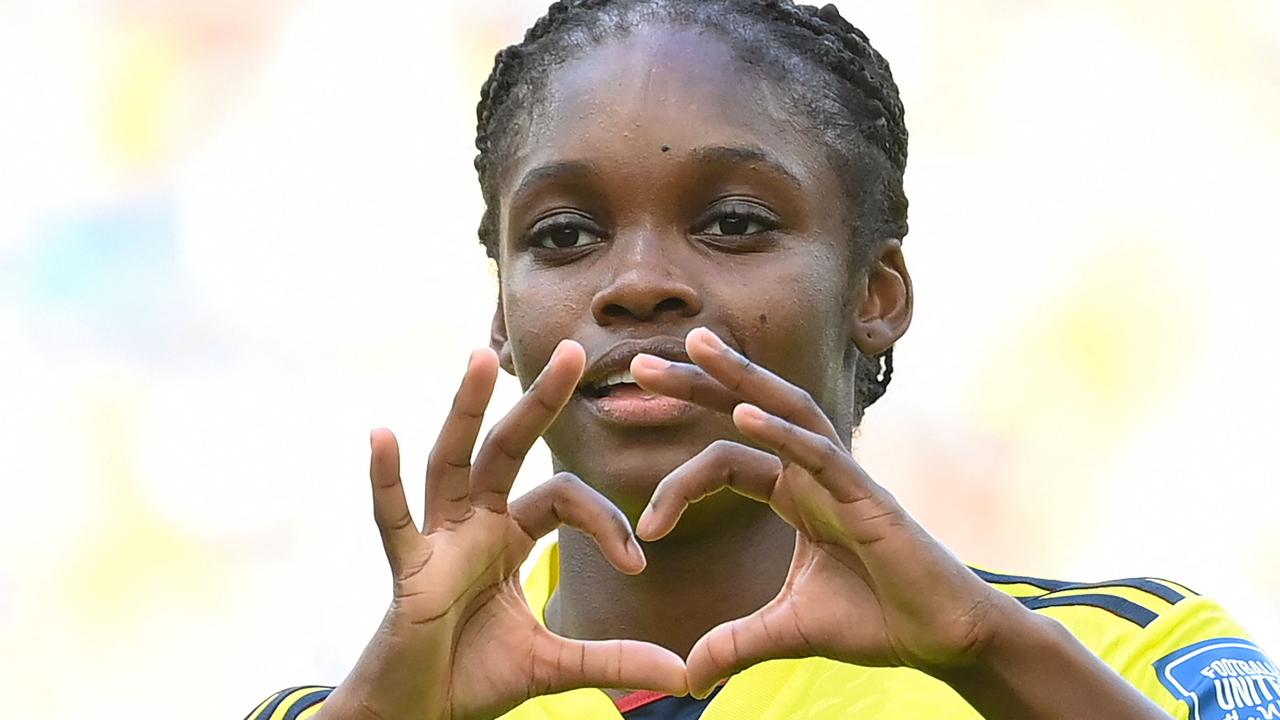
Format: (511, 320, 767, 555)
(578, 337, 696, 426)
(583, 369, 640, 399)
(579, 336, 690, 392)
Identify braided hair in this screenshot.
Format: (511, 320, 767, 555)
(474, 0, 906, 425)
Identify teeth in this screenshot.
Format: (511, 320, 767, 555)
(602, 370, 637, 387)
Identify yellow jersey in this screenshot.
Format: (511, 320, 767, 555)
(247, 545, 1275, 720)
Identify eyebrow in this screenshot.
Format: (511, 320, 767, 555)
(509, 159, 596, 208)
(509, 144, 805, 204)
(687, 144, 804, 190)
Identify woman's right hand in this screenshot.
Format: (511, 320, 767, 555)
(315, 341, 687, 720)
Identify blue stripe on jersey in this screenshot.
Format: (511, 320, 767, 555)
(971, 569, 1188, 605)
(1067, 578, 1185, 605)
(971, 569, 1075, 592)
(243, 681, 325, 717)
(247, 687, 302, 720)
(1020, 593, 1159, 628)
(247, 681, 304, 717)
(282, 689, 333, 720)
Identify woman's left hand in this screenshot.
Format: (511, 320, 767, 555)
(631, 327, 1022, 698)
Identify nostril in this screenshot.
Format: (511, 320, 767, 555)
(654, 297, 688, 316)
(602, 303, 631, 319)
(591, 277, 703, 325)
(601, 297, 689, 321)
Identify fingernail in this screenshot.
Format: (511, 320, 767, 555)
(695, 327, 726, 351)
(627, 536, 646, 565)
(632, 353, 671, 371)
(557, 339, 585, 362)
(734, 403, 767, 423)
(635, 512, 652, 540)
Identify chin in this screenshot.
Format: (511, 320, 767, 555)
(547, 410, 741, 519)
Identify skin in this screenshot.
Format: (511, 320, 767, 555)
(491, 26, 871, 666)
(315, 24, 1174, 720)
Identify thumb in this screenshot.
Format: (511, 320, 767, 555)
(685, 600, 810, 698)
(534, 629, 688, 698)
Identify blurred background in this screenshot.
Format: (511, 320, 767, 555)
(0, 0, 1277, 717)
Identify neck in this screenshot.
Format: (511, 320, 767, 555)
(545, 494, 795, 660)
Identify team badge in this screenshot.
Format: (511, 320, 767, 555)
(1155, 638, 1280, 720)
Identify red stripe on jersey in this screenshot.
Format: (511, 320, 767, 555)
(614, 690, 670, 713)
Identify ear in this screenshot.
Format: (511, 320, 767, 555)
(490, 294, 516, 375)
(849, 239, 913, 355)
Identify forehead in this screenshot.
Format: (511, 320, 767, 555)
(498, 24, 836, 198)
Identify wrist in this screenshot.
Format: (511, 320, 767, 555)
(925, 597, 1059, 687)
(928, 606, 1068, 720)
(926, 603, 1170, 720)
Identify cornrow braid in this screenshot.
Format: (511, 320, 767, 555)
(473, 0, 906, 425)
(758, 1, 907, 174)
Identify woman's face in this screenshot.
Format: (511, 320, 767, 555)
(492, 25, 882, 516)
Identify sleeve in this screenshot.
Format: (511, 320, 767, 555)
(1114, 595, 1279, 720)
(243, 686, 334, 720)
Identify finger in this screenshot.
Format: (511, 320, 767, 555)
(368, 428, 418, 568)
(733, 403, 871, 504)
(424, 349, 499, 529)
(635, 440, 781, 541)
(535, 631, 689, 697)
(685, 601, 811, 698)
(629, 354, 739, 414)
(685, 327, 839, 440)
(470, 340, 586, 513)
(509, 473, 645, 574)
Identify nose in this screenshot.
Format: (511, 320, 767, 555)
(590, 236, 702, 325)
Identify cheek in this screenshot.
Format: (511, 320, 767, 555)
(736, 248, 847, 328)
(725, 250, 850, 388)
(501, 271, 586, 387)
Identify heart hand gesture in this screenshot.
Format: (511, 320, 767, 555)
(319, 341, 686, 720)
(631, 328, 1020, 699)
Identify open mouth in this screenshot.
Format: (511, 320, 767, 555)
(575, 337, 697, 426)
(578, 360, 694, 425)
(583, 369, 646, 399)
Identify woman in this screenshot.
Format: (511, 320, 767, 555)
(249, 1, 1271, 718)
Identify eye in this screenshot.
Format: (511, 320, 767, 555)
(528, 216, 605, 250)
(534, 226, 598, 249)
(702, 214, 768, 236)
(694, 201, 779, 238)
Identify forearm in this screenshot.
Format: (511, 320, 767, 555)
(936, 608, 1172, 720)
